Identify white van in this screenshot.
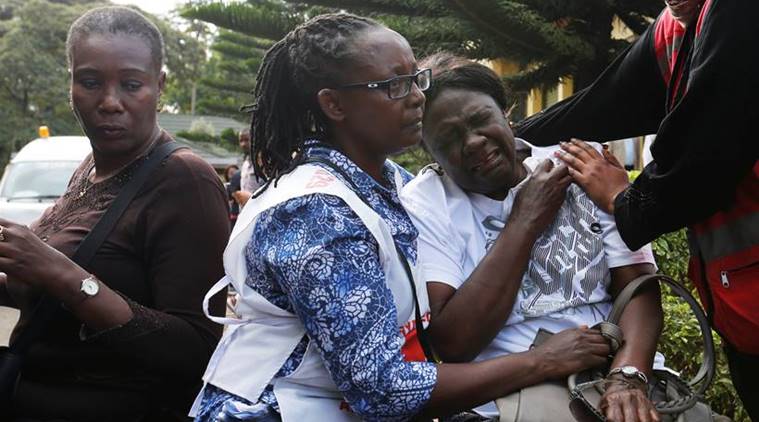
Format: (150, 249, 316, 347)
(0, 132, 91, 226)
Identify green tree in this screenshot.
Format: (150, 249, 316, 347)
(194, 29, 270, 118)
(0, 0, 89, 162)
(182, 0, 663, 94)
(0, 0, 212, 167)
(158, 13, 213, 114)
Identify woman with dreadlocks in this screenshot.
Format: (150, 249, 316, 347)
(191, 13, 610, 422)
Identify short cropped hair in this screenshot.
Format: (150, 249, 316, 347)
(420, 52, 510, 110)
(66, 6, 164, 72)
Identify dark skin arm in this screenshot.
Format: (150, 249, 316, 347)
(0, 219, 133, 330)
(602, 263, 663, 422)
(421, 325, 611, 417)
(427, 159, 571, 362)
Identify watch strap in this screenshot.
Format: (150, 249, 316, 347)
(608, 366, 648, 385)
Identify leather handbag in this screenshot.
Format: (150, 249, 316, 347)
(568, 274, 717, 422)
(495, 328, 576, 422)
(495, 274, 717, 422)
(0, 141, 183, 410)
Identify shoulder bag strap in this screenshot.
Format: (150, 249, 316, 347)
(8, 141, 185, 354)
(302, 156, 438, 363)
(606, 274, 716, 395)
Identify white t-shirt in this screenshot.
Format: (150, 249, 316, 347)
(402, 144, 660, 415)
(402, 144, 659, 348)
(240, 157, 262, 193)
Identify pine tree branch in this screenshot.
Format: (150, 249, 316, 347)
(284, 0, 449, 17)
(200, 77, 254, 95)
(218, 58, 262, 75)
(181, 2, 301, 40)
(216, 30, 275, 50)
(503, 59, 572, 92)
(444, 0, 594, 62)
(211, 40, 265, 61)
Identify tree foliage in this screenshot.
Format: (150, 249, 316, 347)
(0, 0, 209, 166)
(0, 0, 88, 162)
(652, 230, 748, 422)
(182, 0, 664, 94)
(186, 29, 267, 119)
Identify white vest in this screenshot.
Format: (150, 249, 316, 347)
(190, 163, 431, 421)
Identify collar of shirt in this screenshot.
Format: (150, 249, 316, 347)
(303, 143, 418, 263)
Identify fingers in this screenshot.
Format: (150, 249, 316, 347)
(0, 218, 23, 231)
(0, 242, 18, 258)
(0, 257, 16, 273)
(569, 139, 605, 160)
(588, 342, 612, 358)
(555, 149, 581, 170)
(0, 222, 31, 244)
(557, 174, 573, 188)
(623, 396, 640, 422)
(536, 158, 554, 173)
(602, 147, 624, 169)
(638, 402, 657, 422)
(604, 397, 624, 422)
(548, 162, 570, 179)
(559, 140, 591, 162)
(602, 387, 658, 422)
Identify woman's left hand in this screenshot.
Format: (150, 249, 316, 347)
(0, 218, 85, 296)
(556, 139, 630, 214)
(600, 377, 660, 422)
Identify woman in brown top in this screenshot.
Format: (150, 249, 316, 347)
(0, 6, 229, 421)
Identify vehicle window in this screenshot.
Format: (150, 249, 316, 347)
(1, 161, 80, 200)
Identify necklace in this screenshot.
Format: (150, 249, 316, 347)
(74, 132, 162, 201)
(75, 164, 96, 200)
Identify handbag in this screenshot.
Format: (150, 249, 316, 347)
(495, 274, 716, 422)
(494, 328, 576, 422)
(0, 141, 183, 410)
(568, 274, 716, 422)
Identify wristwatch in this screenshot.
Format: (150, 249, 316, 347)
(608, 366, 648, 385)
(79, 274, 100, 299)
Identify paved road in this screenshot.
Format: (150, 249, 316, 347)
(0, 306, 19, 346)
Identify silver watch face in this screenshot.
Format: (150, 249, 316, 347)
(81, 278, 99, 296)
(621, 366, 637, 376)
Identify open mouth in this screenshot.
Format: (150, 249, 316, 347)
(404, 118, 423, 131)
(471, 150, 500, 173)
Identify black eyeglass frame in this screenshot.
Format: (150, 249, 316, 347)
(337, 68, 432, 100)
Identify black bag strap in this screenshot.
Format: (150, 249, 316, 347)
(302, 155, 438, 363)
(8, 141, 184, 354)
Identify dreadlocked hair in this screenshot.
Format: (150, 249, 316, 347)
(246, 13, 382, 189)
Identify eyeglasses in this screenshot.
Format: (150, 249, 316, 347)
(338, 68, 432, 100)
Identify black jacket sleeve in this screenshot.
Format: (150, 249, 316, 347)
(514, 23, 666, 145)
(515, 0, 759, 250)
(614, 0, 759, 249)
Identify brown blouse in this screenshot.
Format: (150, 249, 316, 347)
(4, 134, 229, 420)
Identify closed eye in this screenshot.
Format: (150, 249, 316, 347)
(468, 111, 492, 126)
